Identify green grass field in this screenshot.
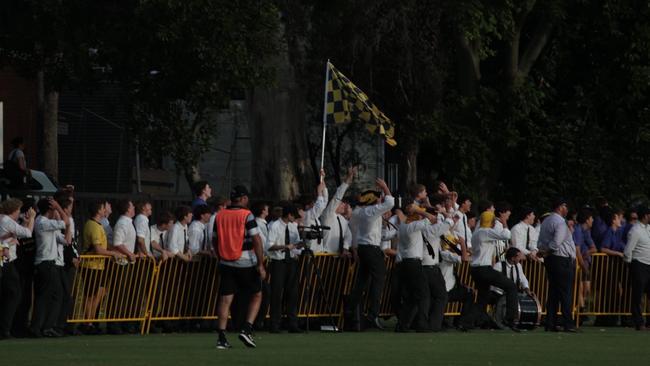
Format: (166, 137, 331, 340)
(3, 327, 649, 366)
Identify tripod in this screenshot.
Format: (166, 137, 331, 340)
(301, 248, 340, 332)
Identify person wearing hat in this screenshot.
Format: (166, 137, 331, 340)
(265, 204, 304, 333)
(213, 185, 266, 349)
(537, 198, 577, 332)
(470, 210, 518, 331)
(623, 205, 650, 330)
(345, 178, 395, 330)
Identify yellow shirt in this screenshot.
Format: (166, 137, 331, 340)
(82, 219, 108, 270)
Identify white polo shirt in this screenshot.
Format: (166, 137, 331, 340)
(112, 215, 136, 253)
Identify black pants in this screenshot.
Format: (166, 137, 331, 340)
(57, 265, 76, 330)
(397, 258, 426, 330)
(31, 261, 63, 333)
(448, 284, 476, 328)
(347, 245, 386, 320)
(630, 260, 650, 328)
(12, 254, 34, 336)
(0, 262, 22, 335)
(422, 266, 448, 331)
(544, 255, 575, 330)
(471, 266, 517, 324)
(270, 259, 299, 329)
(390, 262, 403, 317)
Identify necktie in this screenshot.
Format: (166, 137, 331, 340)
(183, 228, 188, 253)
(337, 216, 345, 254)
(422, 234, 435, 259)
(159, 233, 164, 248)
(525, 227, 531, 251)
(463, 215, 468, 240)
(510, 264, 514, 283)
(284, 224, 291, 260)
(203, 226, 208, 251)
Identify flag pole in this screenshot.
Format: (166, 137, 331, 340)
(320, 59, 331, 182)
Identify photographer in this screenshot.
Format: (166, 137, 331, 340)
(265, 204, 303, 333)
(297, 169, 328, 252)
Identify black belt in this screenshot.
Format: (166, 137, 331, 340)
(271, 258, 297, 262)
(422, 265, 438, 268)
(402, 258, 422, 262)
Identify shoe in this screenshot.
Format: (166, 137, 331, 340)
(238, 330, 257, 348)
(504, 322, 521, 333)
(43, 328, 64, 338)
(544, 326, 561, 332)
(367, 317, 385, 330)
(394, 324, 412, 333)
(216, 339, 232, 350)
(564, 328, 578, 333)
(0, 331, 12, 340)
(28, 329, 43, 338)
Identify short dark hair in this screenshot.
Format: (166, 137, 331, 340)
(251, 201, 269, 217)
(115, 199, 132, 216)
(495, 201, 512, 216)
(156, 211, 175, 226)
(193, 181, 209, 197)
(57, 197, 73, 211)
(53, 189, 73, 202)
(602, 207, 623, 227)
(430, 193, 447, 206)
(207, 196, 229, 211)
(478, 200, 494, 213)
(624, 207, 639, 222)
(135, 200, 151, 213)
(551, 198, 568, 211)
(193, 204, 211, 218)
(174, 205, 192, 222)
(518, 206, 535, 222)
(409, 184, 426, 199)
(505, 247, 521, 261)
(298, 194, 316, 209)
(11, 136, 24, 148)
(457, 195, 472, 206)
(87, 200, 105, 217)
(37, 198, 51, 215)
(282, 204, 300, 218)
(577, 207, 594, 225)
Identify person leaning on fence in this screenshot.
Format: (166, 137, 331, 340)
(134, 200, 155, 260)
(150, 211, 174, 261)
(573, 207, 597, 312)
(213, 185, 266, 349)
(30, 198, 71, 338)
(537, 198, 577, 333)
(600, 207, 626, 258)
(510, 207, 539, 261)
(345, 178, 395, 331)
(111, 200, 138, 263)
(79, 200, 125, 335)
(188, 204, 212, 256)
(623, 205, 650, 331)
(0, 198, 35, 340)
(165, 206, 193, 262)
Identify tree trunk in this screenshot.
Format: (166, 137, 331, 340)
(43, 89, 59, 181)
(400, 139, 419, 192)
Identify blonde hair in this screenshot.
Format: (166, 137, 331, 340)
(0, 198, 23, 215)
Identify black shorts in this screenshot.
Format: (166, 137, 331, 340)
(82, 268, 107, 296)
(218, 264, 262, 296)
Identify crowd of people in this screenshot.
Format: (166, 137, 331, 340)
(2, 164, 650, 350)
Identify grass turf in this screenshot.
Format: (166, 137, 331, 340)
(3, 327, 649, 366)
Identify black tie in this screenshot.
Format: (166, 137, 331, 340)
(284, 224, 291, 260)
(183, 228, 188, 253)
(337, 216, 345, 254)
(160, 233, 164, 248)
(463, 215, 468, 240)
(422, 234, 435, 259)
(203, 226, 208, 251)
(525, 227, 531, 251)
(510, 264, 514, 283)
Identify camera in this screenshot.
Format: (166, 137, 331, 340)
(298, 224, 331, 244)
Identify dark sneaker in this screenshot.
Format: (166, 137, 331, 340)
(216, 339, 232, 350)
(238, 331, 256, 348)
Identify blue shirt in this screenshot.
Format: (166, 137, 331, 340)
(191, 197, 207, 211)
(591, 217, 608, 250)
(601, 227, 625, 253)
(573, 226, 595, 264)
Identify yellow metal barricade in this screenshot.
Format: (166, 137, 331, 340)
(577, 254, 650, 322)
(69, 255, 157, 334)
(146, 255, 220, 332)
(297, 254, 356, 317)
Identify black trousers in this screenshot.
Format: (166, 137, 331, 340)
(448, 284, 476, 328)
(630, 260, 650, 328)
(0, 262, 22, 334)
(57, 265, 76, 330)
(390, 262, 403, 317)
(397, 258, 426, 329)
(471, 266, 517, 324)
(544, 255, 575, 330)
(11, 254, 34, 336)
(422, 266, 448, 331)
(347, 245, 386, 320)
(269, 259, 299, 329)
(31, 261, 63, 332)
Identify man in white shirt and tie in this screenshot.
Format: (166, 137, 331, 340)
(111, 200, 137, 262)
(624, 205, 650, 330)
(150, 211, 174, 261)
(453, 195, 473, 261)
(345, 178, 395, 331)
(188, 205, 212, 256)
(298, 170, 328, 252)
(166, 206, 193, 262)
(491, 247, 531, 296)
(319, 167, 355, 254)
(134, 200, 154, 260)
(265, 204, 303, 333)
(510, 207, 539, 260)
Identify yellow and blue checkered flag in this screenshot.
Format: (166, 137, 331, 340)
(325, 62, 397, 146)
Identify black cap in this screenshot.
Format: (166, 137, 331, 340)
(230, 185, 249, 201)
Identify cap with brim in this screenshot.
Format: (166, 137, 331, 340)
(358, 190, 380, 205)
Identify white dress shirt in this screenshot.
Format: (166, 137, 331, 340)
(302, 188, 329, 251)
(150, 224, 168, 259)
(321, 214, 352, 254)
(440, 250, 462, 292)
(397, 219, 431, 260)
(493, 221, 509, 262)
(422, 219, 453, 266)
(266, 219, 301, 260)
(57, 218, 76, 267)
(491, 261, 529, 295)
(510, 221, 538, 255)
(319, 183, 349, 253)
(381, 215, 399, 251)
(471, 227, 512, 267)
(166, 221, 188, 255)
(350, 196, 396, 248)
(112, 215, 137, 253)
(624, 223, 650, 265)
(453, 211, 473, 249)
(134, 214, 151, 254)
(188, 220, 208, 255)
(255, 217, 269, 254)
(206, 213, 217, 248)
(34, 216, 66, 265)
(0, 215, 33, 262)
